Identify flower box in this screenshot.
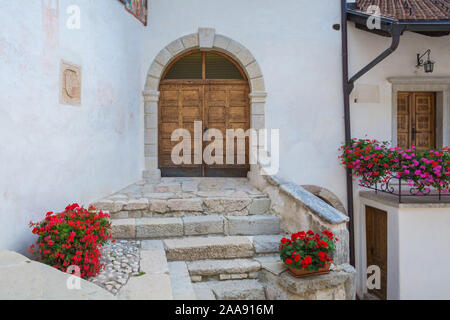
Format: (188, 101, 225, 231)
(286, 262, 331, 278)
(279, 230, 337, 278)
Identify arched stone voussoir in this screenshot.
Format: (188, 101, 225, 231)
(143, 28, 268, 171)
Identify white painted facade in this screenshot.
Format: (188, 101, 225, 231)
(0, 0, 144, 252)
(359, 195, 450, 299)
(1, 1, 449, 300)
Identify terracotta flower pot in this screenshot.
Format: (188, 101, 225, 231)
(287, 263, 331, 278)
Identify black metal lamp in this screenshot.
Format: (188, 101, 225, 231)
(417, 49, 435, 73)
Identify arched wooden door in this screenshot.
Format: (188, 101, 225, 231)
(158, 51, 250, 177)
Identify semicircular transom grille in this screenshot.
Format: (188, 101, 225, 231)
(163, 52, 244, 80)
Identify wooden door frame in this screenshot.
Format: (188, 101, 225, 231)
(158, 50, 251, 177)
(143, 30, 268, 178)
(388, 77, 450, 150)
(365, 205, 388, 300)
(397, 91, 436, 149)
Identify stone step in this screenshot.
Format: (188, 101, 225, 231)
(92, 196, 271, 219)
(187, 259, 261, 282)
(117, 247, 173, 300)
(164, 236, 254, 261)
(111, 215, 281, 239)
(194, 280, 266, 300)
(167, 261, 196, 300)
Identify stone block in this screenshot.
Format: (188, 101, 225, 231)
(168, 261, 196, 300)
(136, 218, 183, 239)
(213, 34, 231, 50)
(210, 280, 266, 300)
(253, 235, 283, 253)
(148, 61, 164, 78)
(118, 274, 172, 300)
(246, 61, 263, 79)
(141, 240, 165, 251)
(181, 33, 199, 49)
(231, 273, 248, 280)
(164, 236, 254, 261)
(91, 200, 124, 213)
(168, 198, 203, 212)
(193, 286, 215, 300)
(149, 199, 169, 213)
(124, 198, 149, 211)
(248, 198, 271, 215)
(198, 28, 215, 49)
(140, 250, 169, 275)
(183, 215, 224, 236)
(187, 258, 260, 276)
(155, 48, 172, 67)
(226, 216, 280, 235)
(166, 39, 185, 56)
(190, 275, 202, 283)
(203, 198, 251, 213)
(111, 219, 136, 239)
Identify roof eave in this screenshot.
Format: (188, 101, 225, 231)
(347, 9, 450, 37)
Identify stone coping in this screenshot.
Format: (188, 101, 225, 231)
(264, 175, 349, 225)
(360, 191, 450, 208)
(0, 250, 114, 300)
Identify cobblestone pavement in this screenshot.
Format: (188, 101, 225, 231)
(89, 240, 141, 295)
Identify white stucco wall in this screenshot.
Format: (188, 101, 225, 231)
(358, 196, 450, 300)
(0, 0, 145, 253)
(349, 24, 450, 299)
(140, 0, 347, 203)
(348, 24, 450, 142)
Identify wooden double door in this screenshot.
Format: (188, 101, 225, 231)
(397, 92, 436, 151)
(158, 80, 250, 177)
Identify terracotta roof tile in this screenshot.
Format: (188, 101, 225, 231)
(354, 0, 450, 21)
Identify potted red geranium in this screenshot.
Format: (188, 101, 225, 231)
(279, 230, 337, 277)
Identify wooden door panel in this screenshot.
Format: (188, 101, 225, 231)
(159, 80, 249, 176)
(366, 206, 388, 300)
(204, 83, 249, 170)
(159, 83, 203, 169)
(397, 92, 435, 151)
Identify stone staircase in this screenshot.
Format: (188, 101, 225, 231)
(92, 177, 356, 300)
(111, 215, 284, 300)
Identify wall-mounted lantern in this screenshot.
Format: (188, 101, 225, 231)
(416, 49, 435, 73)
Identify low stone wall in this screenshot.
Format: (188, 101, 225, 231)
(248, 168, 350, 265)
(259, 262, 356, 300)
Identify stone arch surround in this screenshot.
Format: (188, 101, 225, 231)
(142, 28, 267, 178)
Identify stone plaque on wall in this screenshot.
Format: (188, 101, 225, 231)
(60, 60, 81, 106)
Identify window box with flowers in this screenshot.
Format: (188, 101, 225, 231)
(279, 230, 338, 278)
(339, 138, 450, 201)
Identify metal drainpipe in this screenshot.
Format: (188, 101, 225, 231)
(341, 0, 404, 267)
(341, 0, 355, 267)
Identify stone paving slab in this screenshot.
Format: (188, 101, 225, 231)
(0, 250, 114, 300)
(117, 274, 173, 300)
(168, 261, 197, 300)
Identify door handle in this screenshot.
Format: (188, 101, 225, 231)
(412, 127, 416, 141)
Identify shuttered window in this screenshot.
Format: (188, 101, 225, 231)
(163, 51, 244, 80)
